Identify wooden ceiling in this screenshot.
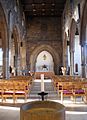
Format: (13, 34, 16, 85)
(21, 0, 66, 17)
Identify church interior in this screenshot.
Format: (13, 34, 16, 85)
(0, 0, 87, 120)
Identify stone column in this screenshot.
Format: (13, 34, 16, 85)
(63, 35, 68, 69)
(25, 43, 30, 75)
(3, 45, 9, 79)
(16, 42, 21, 76)
(81, 44, 87, 78)
(16, 53, 21, 75)
(26, 43, 30, 70)
(70, 51, 74, 75)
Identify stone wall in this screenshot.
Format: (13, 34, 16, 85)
(26, 17, 63, 74)
(27, 17, 62, 41)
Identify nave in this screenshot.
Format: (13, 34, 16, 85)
(0, 78, 87, 120)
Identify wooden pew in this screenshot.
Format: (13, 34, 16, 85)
(0, 76, 32, 103)
(52, 75, 87, 103)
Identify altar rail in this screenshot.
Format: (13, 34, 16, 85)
(0, 76, 32, 103)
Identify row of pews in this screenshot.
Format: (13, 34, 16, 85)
(52, 75, 87, 103)
(0, 76, 32, 103)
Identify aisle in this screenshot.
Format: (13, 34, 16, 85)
(29, 79, 58, 100)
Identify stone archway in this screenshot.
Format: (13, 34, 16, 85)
(0, 2, 9, 78)
(80, 0, 87, 77)
(30, 45, 61, 75)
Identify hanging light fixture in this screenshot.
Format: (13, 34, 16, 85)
(75, 26, 79, 35)
(43, 54, 46, 60)
(20, 41, 23, 47)
(11, 33, 14, 40)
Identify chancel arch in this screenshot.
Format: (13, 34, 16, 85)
(30, 45, 61, 75)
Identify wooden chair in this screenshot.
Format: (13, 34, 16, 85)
(0, 81, 4, 102)
(57, 81, 73, 103)
(14, 81, 29, 102)
(3, 80, 15, 102)
(72, 81, 85, 102)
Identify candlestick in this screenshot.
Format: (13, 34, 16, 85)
(41, 74, 44, 92)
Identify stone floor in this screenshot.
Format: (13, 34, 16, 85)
(0, 79, 87, 120)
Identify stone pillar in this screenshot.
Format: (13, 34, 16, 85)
(70, 51, 74, 75)
(63, 34, 68, 69)
(81, 44, 87, 78)
(16, 42, 21, 76)
(3, 46, 9, 79)
(26, 44, 30, 71)
(14, 54, 17, 76)
(16, 54, 21, 75)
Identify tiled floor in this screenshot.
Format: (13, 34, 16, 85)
(0, 79, 87, 120)
(0, 106, 20, 120)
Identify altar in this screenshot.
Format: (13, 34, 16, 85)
(34, 72, 54, 79)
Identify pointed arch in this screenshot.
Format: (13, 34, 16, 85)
(30, 45, 61, 74)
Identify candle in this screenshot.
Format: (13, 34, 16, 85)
(41, 74, 44, 92)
